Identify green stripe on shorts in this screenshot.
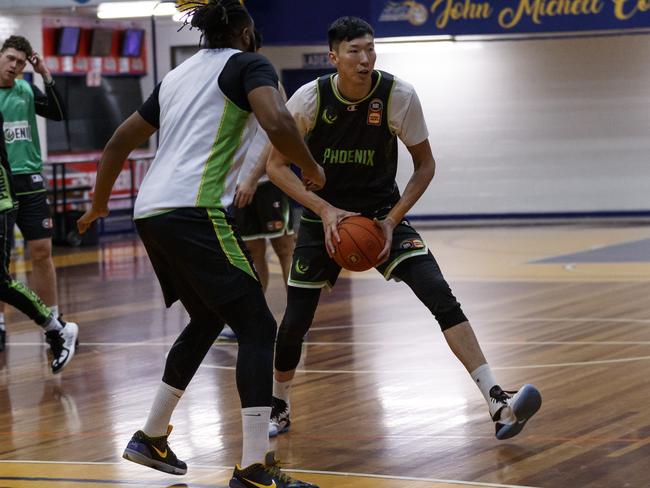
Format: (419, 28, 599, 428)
(207, 208, 257, 280)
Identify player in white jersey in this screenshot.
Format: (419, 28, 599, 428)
(77, 2, 343, 487)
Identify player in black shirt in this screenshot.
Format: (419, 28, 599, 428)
(266, 16, 541, 441)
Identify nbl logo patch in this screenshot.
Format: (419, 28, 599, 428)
(367, 99, 383, 126)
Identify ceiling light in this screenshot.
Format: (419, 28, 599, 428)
(97, 1, 176, 19)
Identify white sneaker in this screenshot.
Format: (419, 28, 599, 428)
(490, 384, 542, 440)
(45, 322, 79, 374)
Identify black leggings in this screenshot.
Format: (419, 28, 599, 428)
(275, 253, 467, 372)
(0, 210, 51, 326)
(163, 285, 277, 409)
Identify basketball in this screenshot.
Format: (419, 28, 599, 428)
(332, 216, 387, 272)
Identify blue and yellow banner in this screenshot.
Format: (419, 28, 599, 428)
(372, 0, 650, 37)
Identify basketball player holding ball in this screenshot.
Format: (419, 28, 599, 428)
(265, 16, 541, 440)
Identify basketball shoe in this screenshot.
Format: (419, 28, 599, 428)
(269, 396, 291, 437)
(45, 321, 79, 374)
(489, 384, 542, 440)
(123, 425, 187, 475)
(230, 451, 318, 488)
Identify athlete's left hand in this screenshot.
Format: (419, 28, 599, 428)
(233, 178, 257, 208)
(374, 216, 396, 264)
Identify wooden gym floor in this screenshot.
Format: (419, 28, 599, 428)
(1, 222, 649, 488)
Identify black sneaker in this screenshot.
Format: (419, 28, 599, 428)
(490, 384, 542, 440)
(230, 451, 318, 488)
(0, 329, 5, 352)
(269, 396, 291, 437)
(45, 322, 79, 374)
(122, 425, 187, 475)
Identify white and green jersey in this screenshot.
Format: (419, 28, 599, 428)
(134, 48, 278, 219)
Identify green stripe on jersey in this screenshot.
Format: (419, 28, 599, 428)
(196, 100, 250, 208)
(207, 208, 257, 280)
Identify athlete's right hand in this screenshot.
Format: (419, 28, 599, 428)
(77, 207, 109, 234)
(321, 206, 359, 256)
(302, 164, 325, 191)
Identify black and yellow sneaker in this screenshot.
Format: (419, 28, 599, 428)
(229, 451, 318, 488)
(122, 425, 187, 475)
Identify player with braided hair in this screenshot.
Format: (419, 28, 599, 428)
(78, 1, 332, 486)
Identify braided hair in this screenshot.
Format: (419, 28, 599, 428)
(176, 0, 252, 49)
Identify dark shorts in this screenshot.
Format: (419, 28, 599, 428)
(288, 214, 429, 289)
(230, 181, 293, 241)
(10, 173, 53, 241)
(135, 207, 261, 308)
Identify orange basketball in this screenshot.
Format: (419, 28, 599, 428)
(332, 216, 386, 272)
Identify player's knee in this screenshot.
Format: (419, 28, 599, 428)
(271, 236, 294, 259)
(27, 243, 52, 263)
(276, 316, 305, 346)
(437, 306, 468, 331)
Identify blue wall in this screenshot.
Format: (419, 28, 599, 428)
(245, 0, 649, 45)
(246, 0, 371, 45)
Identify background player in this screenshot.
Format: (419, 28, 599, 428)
(265, 16, 542, 440)
(220, 30, 295, 340)
(0, 35, 65, 350)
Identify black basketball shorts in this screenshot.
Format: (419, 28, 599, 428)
(231, 181, 293, 241)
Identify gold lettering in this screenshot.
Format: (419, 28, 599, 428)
(613, 0, 650, 19)
(499, 0, 535, 28)
(431, 0, 491, 28)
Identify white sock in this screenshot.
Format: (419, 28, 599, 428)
(42, 315, 62, 332)
(272, 378, 292, 403)
(0, 313, 5, 331)
(143, 382, 184, 437)
(471, 364, 513, 422)
(241, 406, 271, 468)
(471, 363, 498, 403)
(50, 305, 59, 318)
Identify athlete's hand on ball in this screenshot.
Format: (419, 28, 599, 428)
(321, 206, 359, 256)
(77, 207, 109, 234)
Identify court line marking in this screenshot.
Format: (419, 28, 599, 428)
(200, 355, 650, 373)
(0, 460, 540, 488)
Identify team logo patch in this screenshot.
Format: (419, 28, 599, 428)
(367, 99, 383, 126)
(266, 220, 284, 231)
(347, 104, 359, 112)
(294, 257, 309, 274)
(400, 239, 424, 249)
(42, 218, 53, 229)
(322, 106, 338, 125)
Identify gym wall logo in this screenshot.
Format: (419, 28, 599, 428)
(3, 122, 32, 144)
(400, 239, 425, 249)
(322, 106, 339, 125)
(367, 99, 383, 126)
(379, 1, 429, 26)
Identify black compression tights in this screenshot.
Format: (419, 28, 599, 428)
(274, 254, 468, 372)
(163, 288, 277, 408)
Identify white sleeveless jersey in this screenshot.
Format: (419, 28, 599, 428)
(134, 49, 257, 218)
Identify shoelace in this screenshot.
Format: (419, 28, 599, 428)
(264, 457, 295, 484)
